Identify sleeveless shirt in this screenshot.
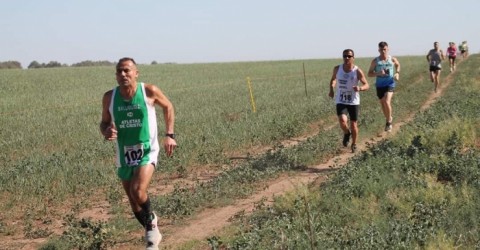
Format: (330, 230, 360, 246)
(447, 47, 457, 57)
(109, 82, 159, 168)
(335, 65, 360, 105)
(428, 49, 442, 68)
(374, 55, 396, 88)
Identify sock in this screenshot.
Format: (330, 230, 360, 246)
(133, 210, 147, 228)
(140, 197, 153, 231)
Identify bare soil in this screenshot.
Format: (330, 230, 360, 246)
(158, 71, 456, 250)
(0, 69, 457, 250)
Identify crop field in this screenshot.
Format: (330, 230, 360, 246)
(217, 55, 480, 249)
(0, 54, 478, 249)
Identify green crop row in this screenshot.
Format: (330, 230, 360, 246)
(0, 55, 463, 248)
(213, 55, 480, 249)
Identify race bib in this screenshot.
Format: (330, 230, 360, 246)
(124, 144, 144, 167)
(339, 90, 353, 103)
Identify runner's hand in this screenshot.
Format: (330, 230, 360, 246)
(164, 137, 177, 157)
(104, 124, 117, 141)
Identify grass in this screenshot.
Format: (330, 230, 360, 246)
(0, 55, 477, 248)
(211, 55, 480, 249)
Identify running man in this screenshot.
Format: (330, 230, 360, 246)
(459, 41, 469, 59)
(368, 41, 401, 132)
(426, 41, 445, 92)
(100, 57, 177, 249)
(329, 49, 370, 152)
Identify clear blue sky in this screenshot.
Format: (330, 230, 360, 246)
(1, 0, 478, 67)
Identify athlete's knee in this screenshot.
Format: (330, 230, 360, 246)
(350, 121, 358, 128)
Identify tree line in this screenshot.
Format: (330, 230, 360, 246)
(0, 60, 166, 70)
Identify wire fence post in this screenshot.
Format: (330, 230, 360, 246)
(303, 62, 308, 97)
(246, 77, 256, 113)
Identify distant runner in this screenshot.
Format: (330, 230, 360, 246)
(426, 41, 445, 93)
(459, 41, 469, 59)
(446, 42, 457, 72)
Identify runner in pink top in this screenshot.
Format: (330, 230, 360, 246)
(446, 42, 457, 72)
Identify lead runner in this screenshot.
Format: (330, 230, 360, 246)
(100, 57, 176, 249)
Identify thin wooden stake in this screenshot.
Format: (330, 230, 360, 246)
(303, 62, 308, 96)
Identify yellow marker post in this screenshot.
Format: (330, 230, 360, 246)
(246, 77, 256, 113)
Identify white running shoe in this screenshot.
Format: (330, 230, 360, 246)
(145, 212, 162, 250)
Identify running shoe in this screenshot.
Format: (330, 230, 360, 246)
(351, 144, 357, 153)
(146, 212, 162, 250)
(385, 122, 392, 132)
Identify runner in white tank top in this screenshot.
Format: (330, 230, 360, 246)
(329, 49, 370, 153)
(334, 65, 361, 106)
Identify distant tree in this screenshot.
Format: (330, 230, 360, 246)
(0, 61, 22, 69)
(27, 60, 65, 69)
(71, 60, 115, 67)
(45, 61, 62, 68)
(72, 60, 94, 67)
(151, 61, 158, 65)
(28, 61, 42, 69)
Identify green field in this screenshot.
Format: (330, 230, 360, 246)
(217, 55, 480, 249)
(1, 55, 478, 249)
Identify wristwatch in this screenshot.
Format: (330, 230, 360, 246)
(165, 133, 176, 139)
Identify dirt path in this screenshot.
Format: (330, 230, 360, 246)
(1, 67, 458, 250)
(154, 70, 457, 249)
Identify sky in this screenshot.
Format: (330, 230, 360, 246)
(1, 0, 479, 68)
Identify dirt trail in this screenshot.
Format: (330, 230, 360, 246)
(155, 70, 457, 249)
(1, 66, 458, 250)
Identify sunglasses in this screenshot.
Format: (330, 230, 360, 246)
(343, 55, 353, 58)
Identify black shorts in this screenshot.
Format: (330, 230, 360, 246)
(376, 86, 394, 99)
(336, 104, 359, 121)
(429, 65, 442, 72)
(461, 50, 466, 54)
(448, 56, 456, 62)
